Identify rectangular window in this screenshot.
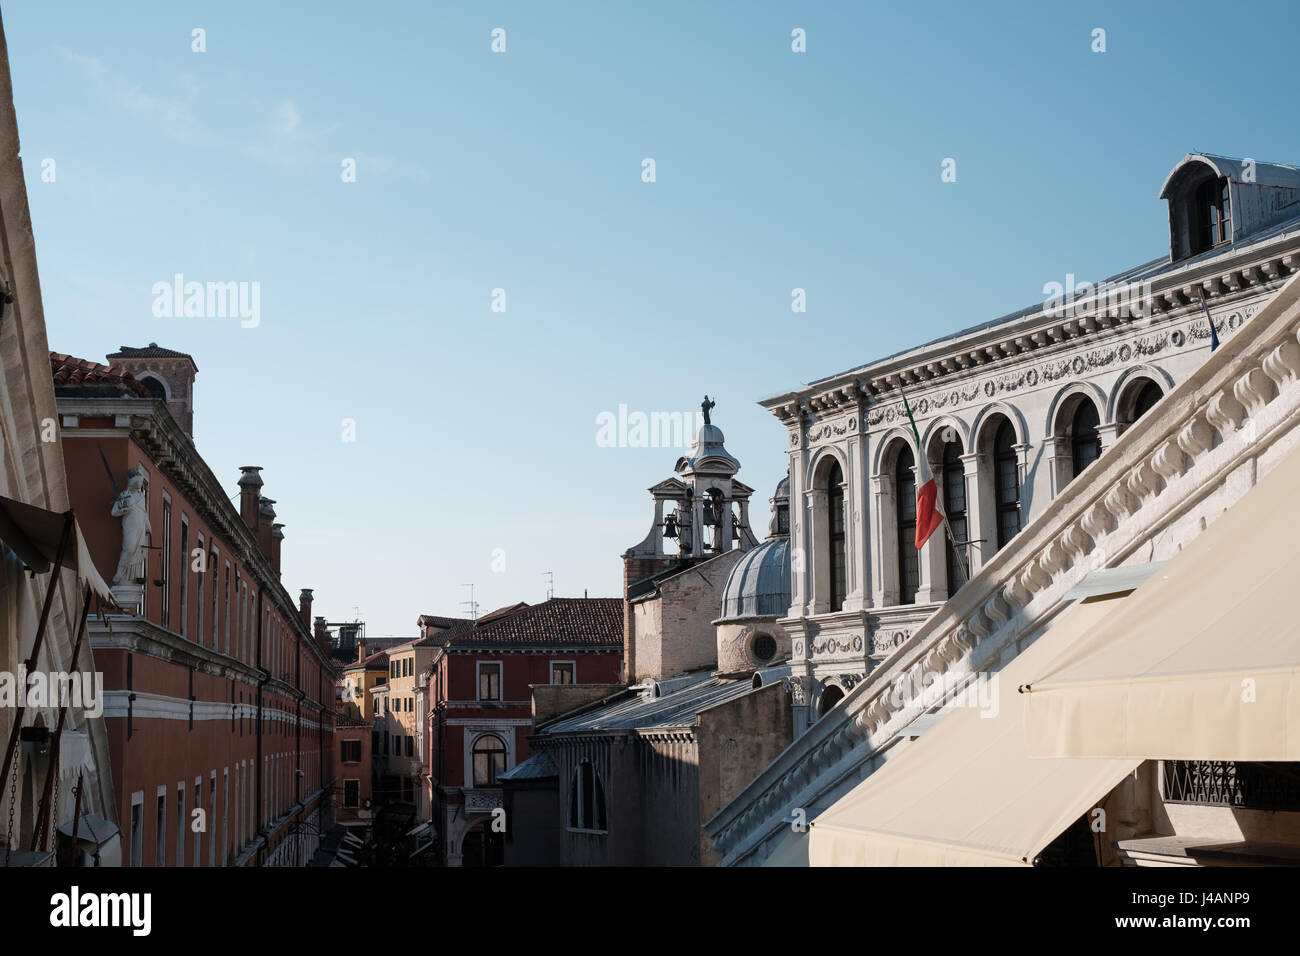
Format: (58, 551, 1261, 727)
(344, 780, 360, 808)
(550, 662, 575, 684)
(341, 740, 361, 763)
(196, 533, 204, 646)
(179, 517, 189, 638)
(223, 563, 231, 655)
(193, 779, 201, 866)
(234, 569, 242, 660)
(222, 769, 229, 865)
(405, 735, 413, 757)
(155, 790, 167, 867)
(210, 549, 219, 649)
(384, 733, 390, 756)
(130, 793, 143, 867)
(478, 662, 501, 701)
(161, 501, 172, 628)
(208, 772, 216, 867)
(176, 784, 185, 866)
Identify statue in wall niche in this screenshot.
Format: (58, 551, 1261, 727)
(111, 468, 151, 585)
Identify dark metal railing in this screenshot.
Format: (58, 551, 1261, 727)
(1163, 760, 1300, 811)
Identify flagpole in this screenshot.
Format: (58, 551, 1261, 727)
(940, 512, 971, 585)
(1195, 288, 1221, 351)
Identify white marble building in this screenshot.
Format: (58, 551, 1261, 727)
(762, 152, 1300, 729)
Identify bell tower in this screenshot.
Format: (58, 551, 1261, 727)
(106, 343, 199, 436)
(620, 397, 760, 680)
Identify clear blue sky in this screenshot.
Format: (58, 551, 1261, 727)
(8, 1, 1299, 635)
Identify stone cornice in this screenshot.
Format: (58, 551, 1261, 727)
(763, 237, 1300, 427)
(90, 616, 264, 683)
(90, 616, 335, 717)
(710, 269, 1300, 865)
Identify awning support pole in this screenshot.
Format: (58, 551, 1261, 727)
(30, 582, 93, 852)
(0, 513, 74, 821)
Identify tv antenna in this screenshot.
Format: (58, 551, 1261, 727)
(542, 570, 554, 601)
(460, 583, 479, 620)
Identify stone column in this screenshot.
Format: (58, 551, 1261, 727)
(1045, 437, 1072, 498)
(788, 449, 809, 614)
(691, 495, 705, 557)
(846, 435, 869, 612)
(960, 451, 988, 574)
(1096, 422, 1124, 455)
(720, 493, 733, 552)
(870, 473, 898, 607)
(806, 487, 829, 613)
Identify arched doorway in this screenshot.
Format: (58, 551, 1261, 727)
(460, 820, 504, 867)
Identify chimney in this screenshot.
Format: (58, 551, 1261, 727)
(299, 588, 313, 629)
(271, 523, 284, 576)
(314, 615, 330, 652)
(356, 633, 367, 664)
(238, 466, 263, 531)
(256, 497, 277, 561)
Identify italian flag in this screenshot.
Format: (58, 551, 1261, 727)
(903, 393, 945, 550)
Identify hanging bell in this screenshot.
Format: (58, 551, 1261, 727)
(702, 502, 718, 527)
(663, 513, 679, 539)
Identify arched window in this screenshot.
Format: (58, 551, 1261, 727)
(138, 375, 168, 401)
(1070, 400, 1101, 477)
(1132, 379, 1163, 422)
(941, 439, 967, 594)
(569, 760, 607, 831)
(895, 446, 918, 604)
(817, 685, 844, 719)
(826, 461, 846, 612)
(471, 734, 507, 788)
(993, 420, 1021, 550)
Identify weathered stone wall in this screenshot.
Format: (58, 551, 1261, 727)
(696, 682, 793, 866)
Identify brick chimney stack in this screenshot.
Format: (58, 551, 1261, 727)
(271, 523, 284, 576)
(356, 633, 367, 664)
(299, 588, 313, 629)
(256, 497, 276, 562)
(314, 615, 330, 653)
(238, 466, 263, 531)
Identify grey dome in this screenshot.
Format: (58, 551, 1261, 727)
(676, 421, 741, 476)
(719, 538, 791, 620)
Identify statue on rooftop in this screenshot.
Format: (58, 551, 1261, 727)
(701, 395, 715, 426)
(111, 468, 151, 585)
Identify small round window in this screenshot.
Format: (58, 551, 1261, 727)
(752, 633, 777, 663)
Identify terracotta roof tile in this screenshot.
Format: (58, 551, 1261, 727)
(444, 598, 623, 649)
(50, 352, 150, 397)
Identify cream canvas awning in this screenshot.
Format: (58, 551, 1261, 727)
(0, 496, 115, 606)
(1022, 441, 1300, 762)
(808, 592, 1141, 867)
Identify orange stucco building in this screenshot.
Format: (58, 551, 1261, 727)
(51, 345, 337, 866)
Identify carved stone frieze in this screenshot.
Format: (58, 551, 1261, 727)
(863, 307, 1259, 430)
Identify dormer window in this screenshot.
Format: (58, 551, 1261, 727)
(1193, 176, 1231, 254)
